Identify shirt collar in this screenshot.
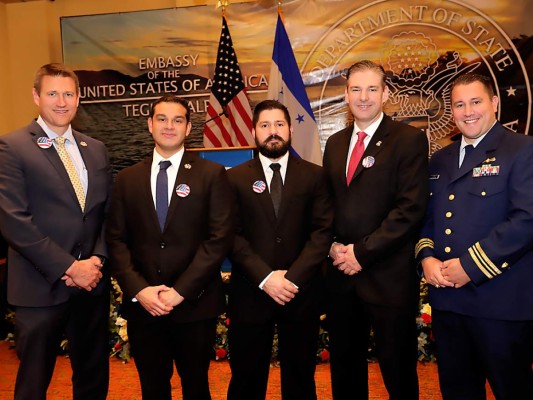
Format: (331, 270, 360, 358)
(37, 116, 74, 143)
(152, 147, 185, 171)
(460, 120, 497, 151)
(258, 151, 289, 173)
(352, 112, 384, 139)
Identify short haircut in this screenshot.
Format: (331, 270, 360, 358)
(33, 63, 79, 95)
(450, 73, 495, 97)
(252, 99, 291, 128)
(149, 95, 191, 122)
(345, 60, 387, 88)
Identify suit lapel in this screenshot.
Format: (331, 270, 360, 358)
(164, 152, 194, 231)
(350, 116, 391, 183)
(137, 158, 160, 231)
(277, 156, 298, 222)
(30, 123, 81, 209)
(249, 158, 278, 225)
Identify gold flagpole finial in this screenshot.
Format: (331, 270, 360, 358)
(278, 0, 284, 20)
(216, 0, 230, 16)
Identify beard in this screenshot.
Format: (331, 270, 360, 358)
(256, 134, 291, 159)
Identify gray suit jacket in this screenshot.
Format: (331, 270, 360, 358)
(0, 120, 112, 307)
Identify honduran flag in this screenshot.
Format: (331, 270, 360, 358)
(268, 13, 322, 165)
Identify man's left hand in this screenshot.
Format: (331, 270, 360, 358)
(442, 258, 471, 288)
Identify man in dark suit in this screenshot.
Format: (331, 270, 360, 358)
(323, 60, 429, 400)
(0, 63, 112, 400)
(106, 95, 233, 400)
(416, 73, 533, 399)
(226, 100, 333, 400)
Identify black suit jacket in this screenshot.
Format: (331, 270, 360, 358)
(323, 115, 429, 307)
(106, 151, 233, 323)
(0, 121, 112, 307)
(227, 155, 333, 323)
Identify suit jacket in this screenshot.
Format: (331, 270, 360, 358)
(0, 121, 112, 307)
(416, 122, 533, 320)
(106, 152, 233, 323)
(323, 115, 429, 307)
(227, 155, 333, 323)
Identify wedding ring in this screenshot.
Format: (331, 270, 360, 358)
(434, 284, 440, 288)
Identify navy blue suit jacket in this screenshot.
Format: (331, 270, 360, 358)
(416, 122, 533, 320)
(0, 121, 112, 307)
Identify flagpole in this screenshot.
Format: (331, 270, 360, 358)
(278, 0, 284, 22)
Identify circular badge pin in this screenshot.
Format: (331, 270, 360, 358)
(37, 137, 53, 149)
(362, 156, 375, 168)
(175, 184, 190, 198)
(252, 180, 266, 193)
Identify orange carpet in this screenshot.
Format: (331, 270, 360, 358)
(0, 340, 494, 399)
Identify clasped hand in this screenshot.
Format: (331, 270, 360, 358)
(330, 242, 362, 275)
(136, 286, 185, 317)
(62, 256, 103, 291)
(263, 270, 298, 306)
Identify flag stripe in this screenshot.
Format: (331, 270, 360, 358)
(203, 16, 254, 148)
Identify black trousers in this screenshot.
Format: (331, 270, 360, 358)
(433, 309, 533, 400)
(227, 318, 320, 400)
(128, 317, 217, 400)
(327, 290, 419, 400)
(14, 292, 109, 400)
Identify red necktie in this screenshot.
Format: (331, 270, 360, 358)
(346, 131, 367, 184)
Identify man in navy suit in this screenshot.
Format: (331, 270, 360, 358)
(323, 60, 428, 400)
(416, 73, 533, 399)
(0, 63, 112, 400)
(107, 95, 233, 400)
(226, 100, 333, 400)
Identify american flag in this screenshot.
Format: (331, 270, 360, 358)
(203, 16, 254, 148)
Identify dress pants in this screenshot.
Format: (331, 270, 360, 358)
(327, 290, 419, 400)
(128, 317, 217, 400)
(14, 292, 109, 400)
(227, 318, 320, 400)
(433, 309, 533, 400)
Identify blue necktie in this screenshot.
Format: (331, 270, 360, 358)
(156, 160, 172, 230)
(460, 144, 474, 169)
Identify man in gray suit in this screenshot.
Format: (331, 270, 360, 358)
(0, 63, 112, 400)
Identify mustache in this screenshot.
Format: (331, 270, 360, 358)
(265, 134, 285, 143)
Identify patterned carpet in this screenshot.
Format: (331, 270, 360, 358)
(0, 340, 494, 399)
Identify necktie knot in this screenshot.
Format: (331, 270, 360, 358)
(55, 136, 66, 145)
(159, 160, 172, 171)
(464, 144, 474, 156)
(270, 163, 281, 172)
(357, 131, 367, 141)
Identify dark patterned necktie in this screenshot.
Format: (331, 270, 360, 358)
(270, 163, 282, 218)
(156, 160, 172, 230)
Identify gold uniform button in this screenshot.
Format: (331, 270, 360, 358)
(445, 229, 452, 235)
(481, 191, 486, 196)
(448, 194, 455, 201)
(445, 212, 452, 218)
(444, 246, 451, 253)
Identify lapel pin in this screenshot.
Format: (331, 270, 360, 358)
(36, 137, 53, 149)
(362, 156, 375, 168)
(252, 180, 266, 193)
(80, 141, 87, 147)
(176, 183, 191, 197)
(184, 163, 192, 169)
(483, 157, 496, 163)
(376, 141, 382, 147)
